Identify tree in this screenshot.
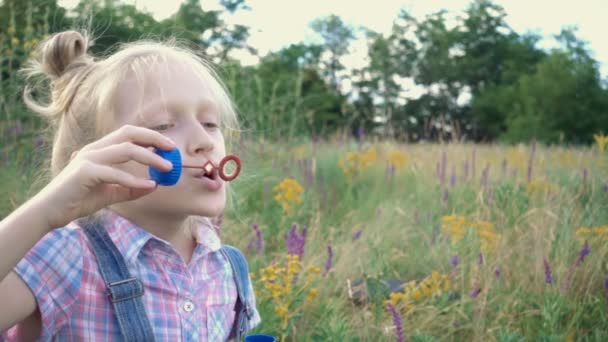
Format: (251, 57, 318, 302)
(310, 15, 355, 93)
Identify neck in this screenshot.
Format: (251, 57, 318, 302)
(108, 206, 197, 264)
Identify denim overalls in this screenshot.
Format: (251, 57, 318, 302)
(81, 217, 254, 341)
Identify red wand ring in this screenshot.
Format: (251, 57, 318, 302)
(183, 154, 241, 182)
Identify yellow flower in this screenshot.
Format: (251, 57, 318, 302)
(306, 288, 318, 302)
(594, 133, 608, 152)
(273, 178, 304, 214)
(386, 150, 408, 169)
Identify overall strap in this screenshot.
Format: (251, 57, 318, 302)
(81, 218, 156, 342)
(221, 245, 253, 341)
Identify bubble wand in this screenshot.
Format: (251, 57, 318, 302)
(149, 147, 241, 186)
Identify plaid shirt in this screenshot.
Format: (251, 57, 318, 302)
(2, 208, 261, 341)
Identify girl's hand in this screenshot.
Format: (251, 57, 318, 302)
(34, 125, 176, 229)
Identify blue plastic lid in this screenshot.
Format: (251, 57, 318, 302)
(245, 335, 276, 342)
(149, 147, 182, 186)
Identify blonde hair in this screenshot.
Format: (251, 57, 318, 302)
(23, 30, 240, 178)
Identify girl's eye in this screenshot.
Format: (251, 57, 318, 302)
(203, 122, 220, 130)
(151, 124, 174, 131)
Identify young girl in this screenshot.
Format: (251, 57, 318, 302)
(0, 30, 260, 341)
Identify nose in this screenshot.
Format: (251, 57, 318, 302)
(186, 120, 214, 156)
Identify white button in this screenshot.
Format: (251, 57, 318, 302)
(183, 300, 195, 312)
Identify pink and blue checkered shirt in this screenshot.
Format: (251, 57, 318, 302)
(1, 208, 260, 341)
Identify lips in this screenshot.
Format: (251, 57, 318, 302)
(193, 168, 218, 180)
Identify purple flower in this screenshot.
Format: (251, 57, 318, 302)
(494, 266, 501, 278)
(386, 303, 405, 342)
(582, 168, 588, 184)
(450, 255, 459, 268)
(527, 141, 536, 183)
(603, 183, 608, 193)
(285, 224, 306, 259)
(577, 240, 591, 266)
(478, 253, 484, 266)
(352, 230, 363, 241)
(440, 151, 447, 185)
(470, 286, 482, 298)
(562, 240, 591, 293)
(604, 277, 608, 303)
(253, 224, 264, 253)
(247, 224, 264, 254)
(543, 258, 553, 285)
(450, 166, 456, 187)
(324, 245, 334, 276)
(472, 149, 477, 178)
(480, 164, 490, 187)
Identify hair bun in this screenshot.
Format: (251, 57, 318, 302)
(41, 30, 92, 79)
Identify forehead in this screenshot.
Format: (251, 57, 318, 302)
(114, 60, 219, 125)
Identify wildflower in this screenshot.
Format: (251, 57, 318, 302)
(577, 240, 591, 266)
(273, 178, 304, 214)
(306, 288, 318, 302)
(480, 164, 489, 187)
(450, 166, 456, 187)
(324, 245, 333, 276)
(478, 253, 484, 266)
(562, 240, 591, 293)
(543, 258, 553, 285)
(386, 302, 405, 342)
(386, 150, 408, 170)
(450, 255, 459, 268)
(470, 286, 482, 298)
(593, 133, 608, 152)
(604, 277, 608, 303)
(352, 230, 363, 241)
(527, 141, 536, 183)
(249, 224, 264, 254)
(440, 151, 447, 185)
(494, 266, 501, 279)
(285, 224, 306, 259)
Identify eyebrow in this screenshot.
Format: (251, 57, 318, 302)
(135, 99, 218, 125)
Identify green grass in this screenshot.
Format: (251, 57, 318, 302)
(3, 138, 608, 341)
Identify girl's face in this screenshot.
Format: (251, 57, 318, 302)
(111, 60, 227, 218)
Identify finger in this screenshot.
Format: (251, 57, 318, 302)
(92, 164, 157, 189)
(103, 184, 158, 204)
(86, 142, 173, 171)
(81, 125, 175, 154)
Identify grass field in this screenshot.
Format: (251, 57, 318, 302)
(3, 136, 608, 341)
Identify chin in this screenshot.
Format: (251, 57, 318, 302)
(189, 201, 225, 217)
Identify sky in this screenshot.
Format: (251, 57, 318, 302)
(58, 0, 608, 77)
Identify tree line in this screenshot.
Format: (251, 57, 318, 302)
(1, 0, 607, 144)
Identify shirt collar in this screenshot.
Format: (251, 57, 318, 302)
(95, 208, 222, 265)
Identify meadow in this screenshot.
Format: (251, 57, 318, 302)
(2, 130, 608, 341)
(220, 136, 608, 341)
